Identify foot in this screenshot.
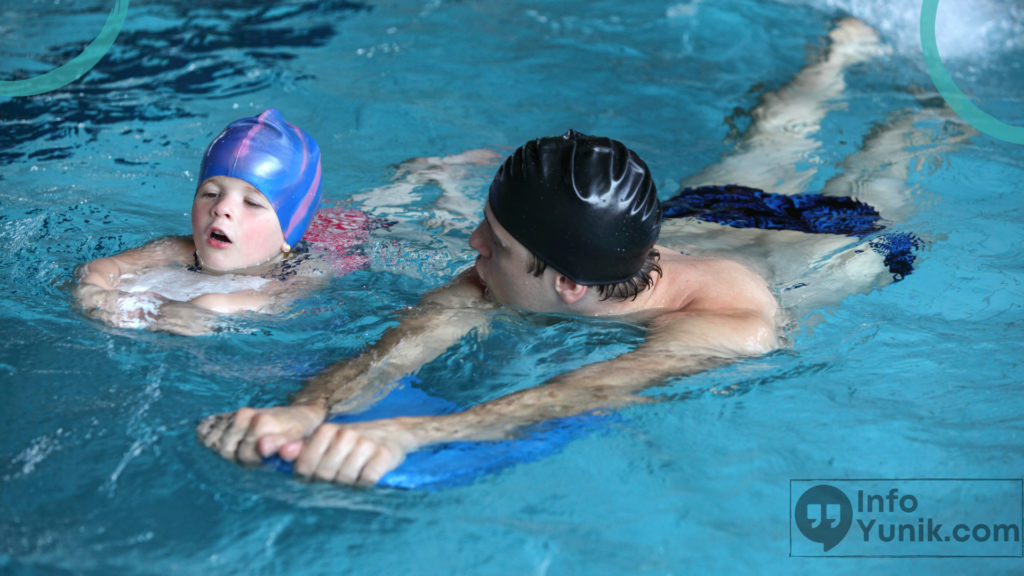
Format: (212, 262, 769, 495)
(827, 18, 890, 67)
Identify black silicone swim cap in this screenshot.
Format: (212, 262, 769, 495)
(488, 130, 662, 285)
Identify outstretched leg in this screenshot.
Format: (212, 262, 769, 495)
(351, 149, 501, 233)
(820, 104, 977, 221)
(665, 19, 978, 324)
(350, 149, 500, 280)
(680, 18, 888, 195)
(663, 18, 890, 288)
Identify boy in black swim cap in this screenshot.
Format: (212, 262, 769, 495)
(200, 130, 779, 486)
(477, 130, 663, 308)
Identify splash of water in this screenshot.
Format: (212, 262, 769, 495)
(778, 0, 1024, 61)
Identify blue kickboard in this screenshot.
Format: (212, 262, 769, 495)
(263, 376, 613, 490)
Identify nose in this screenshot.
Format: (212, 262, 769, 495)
(211, 195, 235, 219)
(469, 221, 491, 258)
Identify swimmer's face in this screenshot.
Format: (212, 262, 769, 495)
(191, 176, 288, 270)
(469, 202, 563, 312)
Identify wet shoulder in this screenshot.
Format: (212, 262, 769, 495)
(659, 249, 777, 316)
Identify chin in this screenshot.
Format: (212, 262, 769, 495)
(197, 250, 239, 270)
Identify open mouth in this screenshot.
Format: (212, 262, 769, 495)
(209, 230, 232, 244)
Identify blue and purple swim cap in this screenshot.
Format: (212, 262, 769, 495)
(198, 108, 322, 247)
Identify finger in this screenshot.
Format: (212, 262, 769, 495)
(356, 447, 402, 488)
(258, 434, 290, 458)
(313, 429, 358, 482)
(336, 438, 377, 485)
(196, 414, 220, 439)
(216, 408, 256, 461)
(200, 413, 233, 447)
(236, 413, 286, 465)
(294, 426, 339, 478)
(278, 440, 304, 462)
(235, 430, 263, 465)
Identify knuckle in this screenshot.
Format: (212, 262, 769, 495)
(250, 413, 273, 433)
(202, 433, 219, 449)
(236, 407, 255, 419)
(356, 438, 377, 454)
(312, 426, 335, 443)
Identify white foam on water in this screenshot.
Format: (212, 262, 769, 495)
(118, 266, 271, 302)
(776, 0, 1024, 61)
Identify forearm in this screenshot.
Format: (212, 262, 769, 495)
(399, 311, 777, 447)
(405, 352, 722, 446)
(273, 308, 779, 486)
(291, 306, 487, 413)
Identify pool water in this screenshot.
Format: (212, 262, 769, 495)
(2, 0, 1023, 573)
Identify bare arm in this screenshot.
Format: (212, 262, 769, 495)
(73, 236, 196, 329)
(416, 310, 775, 441)
(293, 311, 488, 411)
(281, 309, 778, 486)
(74, 236, 297, 334)
(197, 267, 497, 463)
(77, 235, 195, 288)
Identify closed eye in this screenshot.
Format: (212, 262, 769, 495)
(245, 199, 266, 208)
(484, 216, 509, 251)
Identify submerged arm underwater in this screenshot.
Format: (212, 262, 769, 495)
(198, 292, 777, 487)
(275, 307, 776, 487)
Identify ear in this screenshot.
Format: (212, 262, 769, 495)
(281, 242, 291, 253)
(553, 274, 588, 305)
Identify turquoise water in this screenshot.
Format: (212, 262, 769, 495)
(2, 0, 1023, 573)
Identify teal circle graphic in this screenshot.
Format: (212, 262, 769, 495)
(921, 0, 1024, 144)
(0, 0, 129, 98)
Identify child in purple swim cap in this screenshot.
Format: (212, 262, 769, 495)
(73, 109, 326, 335)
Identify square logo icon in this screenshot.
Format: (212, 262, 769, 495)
(791, 479, 1023, 558)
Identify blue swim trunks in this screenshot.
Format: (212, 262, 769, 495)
(662, 184, 921, 280)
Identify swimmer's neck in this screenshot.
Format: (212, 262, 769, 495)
(566, 259, 672, 321)
(568, 247, 696, 321)
(194, 251, 289, 277)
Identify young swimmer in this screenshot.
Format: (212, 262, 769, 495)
(73, 108, 324, 335)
